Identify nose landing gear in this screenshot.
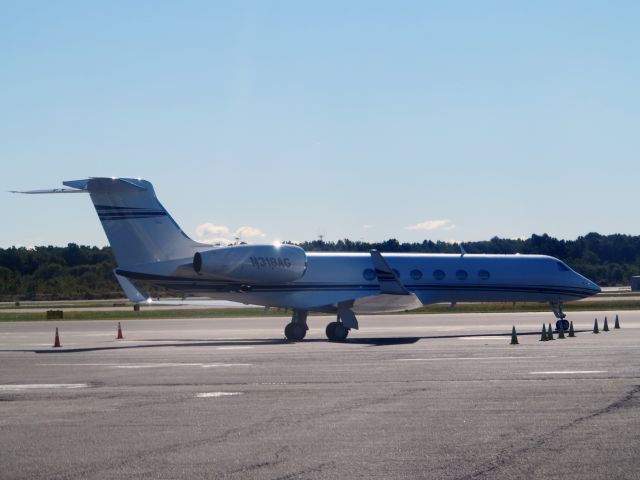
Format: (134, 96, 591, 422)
(550, 302, 570, 331)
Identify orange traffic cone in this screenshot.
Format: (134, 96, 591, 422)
(116, 322, 124, 340)
(53, 328, 61, 348)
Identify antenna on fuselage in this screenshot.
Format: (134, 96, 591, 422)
(459, 244, 467, 257)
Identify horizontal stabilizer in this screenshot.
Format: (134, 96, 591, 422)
(114, 272, 148, 304)
(115, 272, 256, 307)
(10, 188, 86, 194)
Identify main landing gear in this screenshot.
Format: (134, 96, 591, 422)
(325, 321, 349, 342)
(284, 308, 357, 342)
(326, 308, 358, 341)
(550, 301, 570, 331)
(284, 310, 308, 341)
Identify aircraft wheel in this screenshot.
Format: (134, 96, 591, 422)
(284, 322, 306, 341)
(556, 319, 570, 331)
(326, 322, 349, 342)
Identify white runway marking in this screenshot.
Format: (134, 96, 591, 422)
(36, 363, 251, 369)
(196, 392, 242, 398)
(0, 383, 89, 391)
(396, 356, 554, 362)
(70, 333, 114, 337)
(112, 363, 251, 369)
(530, 370, 607, 375)
(216, 346, 255, 350)
(460, 337, 508, 340)
(201, 363, 252, 368)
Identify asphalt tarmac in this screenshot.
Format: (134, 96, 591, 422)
(1, 311, 639, 479)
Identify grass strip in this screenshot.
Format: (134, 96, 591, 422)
(1, 300, 639, 322)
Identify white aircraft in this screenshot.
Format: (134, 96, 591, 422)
(15, 177, 601, 341)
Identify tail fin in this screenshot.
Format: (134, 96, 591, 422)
(64, 177, 207, 267)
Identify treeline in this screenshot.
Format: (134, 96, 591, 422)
(0, 233, 638, 300)
(0, 244, 120, 301)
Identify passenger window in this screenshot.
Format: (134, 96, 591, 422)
(363, 268, 376, 281)
(410, 269, 423, 280)
(456, 270, 468, 280)
(478, 270, 490, 280)
(433, 269, 445, 280)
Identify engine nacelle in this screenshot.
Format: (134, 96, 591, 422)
(193, 244, 307, 283)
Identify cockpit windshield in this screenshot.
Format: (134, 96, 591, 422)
(556, 261, 570, 272)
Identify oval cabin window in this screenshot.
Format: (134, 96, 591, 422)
(433, 269, 445, 280)
(456, 269, 468, 280)
(478, 270, 490, 280)
(410, 269, 423, 280)
(363, 268, 376, 281)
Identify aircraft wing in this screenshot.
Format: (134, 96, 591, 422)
(352, 292, 422, 313)
(349, 250, 423, 313)
(370, 250, 410, 295)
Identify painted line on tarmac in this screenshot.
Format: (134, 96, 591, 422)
(36, 362, 252, 369)
(66, 333, 115, 337)
(196, 392, 243, 398)
(201, 363, 252, 368)
(0, 383, 89, 391)
(396, 356, 555, 362)
(216, 346, 255, 350)
(460, 337, 510, 340)
(530, 370, 607, 375)
(112, 363, 251, 369)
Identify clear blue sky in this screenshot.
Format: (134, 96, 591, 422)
(1, 1, 638, 248)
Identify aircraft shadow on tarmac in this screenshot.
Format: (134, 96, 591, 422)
(25, 329, 590, 353)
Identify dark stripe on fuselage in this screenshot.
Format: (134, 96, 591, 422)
(98, 212, 167, 220)
(95, 204, 168, 220)
(115, 270, 595, 299)
(95, 205, 157, 210)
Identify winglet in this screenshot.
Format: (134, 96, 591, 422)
(369, 250, 410, 295)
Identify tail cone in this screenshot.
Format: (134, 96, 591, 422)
(53, 328, 61, 348)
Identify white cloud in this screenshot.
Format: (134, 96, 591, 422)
(362, 224, 373, 229)
(404, 219, 456, 232)
(195, 223, 265, 245)
(196, 223, 231, 237)
(235, 226, 265, 239)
